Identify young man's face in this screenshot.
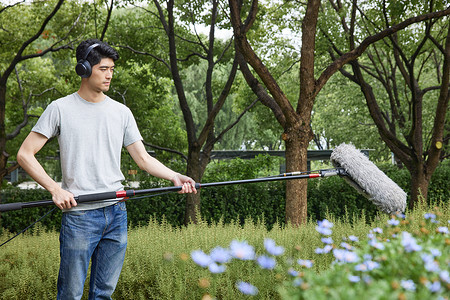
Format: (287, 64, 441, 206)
(86, 58, 115, 92)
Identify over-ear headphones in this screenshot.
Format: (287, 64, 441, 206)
(75, 43, 99, 78)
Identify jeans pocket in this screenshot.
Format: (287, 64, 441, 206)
(118, 201, 127, 212)
(66, 210, 87, 216)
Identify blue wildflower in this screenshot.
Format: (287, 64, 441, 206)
(355, 260, 380, 272)
(297, 259, 314, 268)
(316, 226, 332, 236)
(348, 275, 360, 282)
(426, 281, 441, 293)
(388, 219, 400, 226)
(316, 220, 333, 235)
(321, 237, 333, 244)
(264, 238, 285, 256)
(364, 260, 380, 271)
(230, 240, 255, 260)
(429, 249, 441, 257)
(372, 227, 383, 234)
(236, 281, 258, 295)
(400, 279, 416, 291)
(315, 245, 333, 254)
(257, 255, 277, 270)
(340, 242, 354, 250)
(439, 270, 449, 283)
(401, 232, 422, 252)
(288, 268, 299, 277)
(191, 250, 212, 268)
(355, 263, 368, 272)
(437, 227, 448, 234)
(318, 219, 334, 228)
(424, 213, 436, 220)
(210, 246, 232, 264)
(348, 235, 359, 242)
(368, 239, 385, 250)
(208, 262, 226, 274)
(396, 213, 406, 219)
(333, 249, 359, 263)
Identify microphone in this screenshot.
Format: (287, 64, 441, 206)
(330, 143, 407, 214)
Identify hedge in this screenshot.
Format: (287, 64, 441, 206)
(1, 156, 448, 233)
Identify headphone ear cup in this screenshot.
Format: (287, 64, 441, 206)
(75, 59, 92, 78)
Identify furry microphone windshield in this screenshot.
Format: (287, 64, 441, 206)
(330, 143, 407, 214)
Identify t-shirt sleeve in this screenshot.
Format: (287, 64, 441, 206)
(123, 108, 143, 147)
(32, 102, 60, 139)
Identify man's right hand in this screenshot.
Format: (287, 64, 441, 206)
(52, 188, 77, 210)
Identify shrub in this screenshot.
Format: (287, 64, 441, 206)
(190, 207, 450, 299)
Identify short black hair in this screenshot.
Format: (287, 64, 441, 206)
(76, 39, 119, 66)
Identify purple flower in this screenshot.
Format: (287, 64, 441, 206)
(388, 219, 400, 226)
(340, 242, 354, 250)
(426, 281, 441, 293)
(401, 279, 416, 291)
(439, 270, 449, 283)
(396, 213, 406, 219)
(318, 219, 334, 228)
(348, 235, 359, 242)
(316, 226, 332, 236)
(321, 237, 333, 244)
(191, 250, 212, 267)
(355, 260, 380, 272)
(315, 245, 332, 254)
(236, 281, 258, 295)
(208, 263, 226, 274)
(424, 213, 436, 220)
(333, 249, 359, 263)
(257, 255, 277, 270)
(297, 259, 314, 268)
(355, 263, 368, 272)
(401, 232, 422, 252)
(364, 260, 380, 271)
(437, 227, 448, 234)
(288, 268, 299, 277)
(264, 238, 285, 256)
(369, 239, 385, 250)
(371, 227, 383, 234)
(348, 275, 360, 282)
(230, 240, 255, 260)
(316, 219, 333, 235)
(210, 246, 231, 264)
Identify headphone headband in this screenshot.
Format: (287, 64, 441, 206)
(82, 43, 100, 61)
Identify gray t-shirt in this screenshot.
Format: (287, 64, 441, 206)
(32, 92, 142, 211)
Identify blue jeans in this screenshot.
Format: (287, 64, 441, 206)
(57, 202, 127, 300)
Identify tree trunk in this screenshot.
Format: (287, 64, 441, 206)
(283, 127, 309, 225)
(409, 165, 429, 210)
(0, 85, 7, 183)
(184, 148, 203, 224)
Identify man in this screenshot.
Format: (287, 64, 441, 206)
(17, 39, 197, 299)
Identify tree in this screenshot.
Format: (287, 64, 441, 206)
(115, 0, 258, 223)
(322, 0, 449, 208)
(229, 0, 450, 225)
(0, 0, 78, 182)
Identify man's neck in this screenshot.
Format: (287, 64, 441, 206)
(77, 85, 105, 103)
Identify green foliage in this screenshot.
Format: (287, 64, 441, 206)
(0, 188, 61, 234)
(279, 208, 450, 299)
